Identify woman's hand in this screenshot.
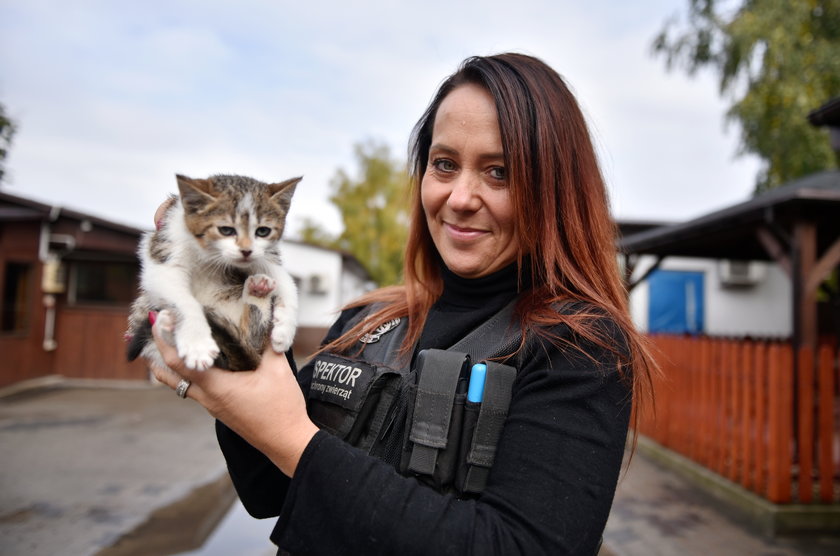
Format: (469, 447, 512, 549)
(148, 310, 319, 477)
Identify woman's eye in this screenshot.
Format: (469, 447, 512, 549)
(255, 227, 272, 238)
(218, 226, 236, 236)
(489, 166, 506, 180)
(432, 158, 456, 172)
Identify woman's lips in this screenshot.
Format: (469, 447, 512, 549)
(445, 222, 486, 241)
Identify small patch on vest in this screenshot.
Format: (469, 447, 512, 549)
(359, 318, 401, 344)
(309, 354, 375, 412)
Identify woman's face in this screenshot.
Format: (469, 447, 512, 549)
(421, 84, 518, 279)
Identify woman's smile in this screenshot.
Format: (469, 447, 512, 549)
(444, 221, 487, 240)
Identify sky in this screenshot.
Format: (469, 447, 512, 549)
(0, 0, 762, 237)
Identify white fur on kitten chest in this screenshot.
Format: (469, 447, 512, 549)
(139, 174, 300, 371)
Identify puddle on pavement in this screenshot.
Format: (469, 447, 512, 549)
(98, 475, 276, 556)
(174, 498, 276, 556)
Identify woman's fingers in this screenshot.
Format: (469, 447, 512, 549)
(149, 361, 181, 390)
(149, 310, 209, 403)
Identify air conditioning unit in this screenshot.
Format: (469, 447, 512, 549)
(717, 260, 765, 287)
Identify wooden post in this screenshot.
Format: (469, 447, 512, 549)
(715, 339, 727, 476)
(740, 342, 752, 490)
(700, 337, 712, 467)
(767, 343, 794, 503)
(797, 347, 814, 503)
(781, 345, 795, 503)
(793, 221, 818, 351)
(727, 339, 739, 483)
(818, 345, 835, 503)
(753, 341, 767, 495)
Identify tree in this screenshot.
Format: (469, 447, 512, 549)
(303, 140, 410, 286)
(299, 216, 339, 247)
(0, 103, 16, 184)
(652, 0, 840, 192)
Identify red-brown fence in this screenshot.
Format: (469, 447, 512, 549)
(636, 335, 839, 505)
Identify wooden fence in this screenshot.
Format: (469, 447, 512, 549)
(635, 335, 839, 505)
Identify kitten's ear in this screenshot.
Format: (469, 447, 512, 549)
(176, 174, 217, 212)
(268, 176, 301, 211)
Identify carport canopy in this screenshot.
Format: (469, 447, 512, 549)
(618, 170, 840, 350)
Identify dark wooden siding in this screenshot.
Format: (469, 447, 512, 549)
(0, 220, 54, 387)
(53, 306, 148, 380)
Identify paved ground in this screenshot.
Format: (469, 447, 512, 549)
(0, 380, 226, 556)
(603, 452, 840, 556)
(1, 379, 838, 555)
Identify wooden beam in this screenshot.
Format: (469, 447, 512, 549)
(805, 235, 840, 295)
(627, 256, 664, 292)
(794, 222, 817, 350)
(622, 253, 636, 290)
(755, 225, 792, 277)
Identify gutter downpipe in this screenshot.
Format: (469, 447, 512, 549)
(38, 206, 75, 352)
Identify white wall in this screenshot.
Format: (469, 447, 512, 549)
(281, 241, 344, 328)
(628, 256, 792, 338)
(340, 265, 372, 306)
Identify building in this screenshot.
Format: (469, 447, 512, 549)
(0, 191, 145, 388)
(615, 97, 840, 534)
(622, 166, 840, 346)
(282, 239, 374, 358)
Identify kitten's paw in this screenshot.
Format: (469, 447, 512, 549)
(245, 274, 276, 298)
(177, 333, 219, 371)
(271, 322, 296, 353)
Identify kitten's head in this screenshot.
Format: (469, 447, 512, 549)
(176, 174, 300, 268)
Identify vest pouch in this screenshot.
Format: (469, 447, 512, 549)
(366, 378, 412, 468)
(455, 400, 481, 493)
(403, 349, 470, 491)
(430, 391, 465, 489)
(395, 381, 417, 475)
(360, 368, 415, 459)
(398, 388, 466, 491)
(306, 353, 400, 445)
(454, 360, 517, 495)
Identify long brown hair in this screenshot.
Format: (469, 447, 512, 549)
(322, 53, 654, 403)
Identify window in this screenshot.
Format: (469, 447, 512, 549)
(2, 262, 32, 333)
(69, 260, 138, 306)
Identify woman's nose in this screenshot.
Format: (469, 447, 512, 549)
(446, 173, 481, 211)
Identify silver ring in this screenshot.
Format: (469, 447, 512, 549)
(175, 379, 191, 399)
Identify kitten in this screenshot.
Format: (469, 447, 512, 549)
(127, 173, 300, 371)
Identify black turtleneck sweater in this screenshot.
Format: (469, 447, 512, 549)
(216, 264, 631, 556)
(416, 262, 520, 354)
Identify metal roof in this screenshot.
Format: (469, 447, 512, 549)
(0, 190, 145, 235)
(618, 171, 840, 261)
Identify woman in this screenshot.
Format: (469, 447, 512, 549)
(150, 53, 655, 555)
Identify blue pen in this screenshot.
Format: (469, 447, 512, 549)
(467, 363, 487, 403)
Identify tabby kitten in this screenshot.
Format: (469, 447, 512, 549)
(127, 173, 300, 371)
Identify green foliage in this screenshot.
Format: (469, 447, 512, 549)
(298, 216, 338, 247)
(652, 0, 840, 192)
(0, 103, 16, 184)
(302, 140, 410, 286)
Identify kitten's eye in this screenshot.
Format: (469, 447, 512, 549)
(218, 226, 237, 236)
(255, 227, 272, 238)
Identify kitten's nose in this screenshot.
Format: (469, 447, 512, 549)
(241, 250, 252, 258)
